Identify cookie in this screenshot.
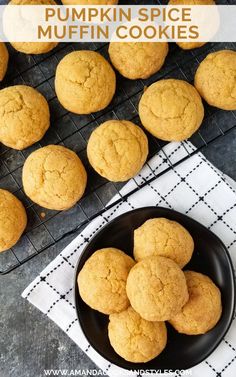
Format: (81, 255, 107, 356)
(108, 42, 169, 80)
(139, 79, 204, 141)
(62, 0, 118, 4)
(87, 120, 148, 182)
(126, 256, 189, 321)
(0, 42, 9, 81)
(78, 248, 135, 315)
(0, 85, 50, 150)
(108, 307, 167, 363)
(9, 0, 58, 55)
(134, 218, 194, 268)
(168, 0, 215, 50)
(169, 271, 222, 335)
(55, 51, 116, 114)
(0, 189, 27, 253)
(194, 50, 236, 110)
(22, 145, 87, 210)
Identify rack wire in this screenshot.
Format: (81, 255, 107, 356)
(0, 1, 236, 274)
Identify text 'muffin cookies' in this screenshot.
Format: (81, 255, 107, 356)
(168, 0, 216, 50)
(0, 42, 9, 81)
(126, 256, 189, 321)
(55, 50, 116, 115)
(87, 120, 148, 182)
(134, 218, 194, 268)
(22, 145, 87, 210)
(9, 0, 58, 55)
(108, 42, 169, 80)
(0, 189, 27, 253)
(78, 248, 135, 315)
(108, 307, 167, 363)
(0, 85, 50, 150)
(195, 50, 236, 110)
(169, 271, 222, 335)
(139, 79, 204, 141)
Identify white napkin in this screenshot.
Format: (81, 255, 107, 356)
(22, 141, 236, 377)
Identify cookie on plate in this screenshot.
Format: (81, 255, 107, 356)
(55, 50, 116, 114)
(108, 42, 169, 80)
(126, 256, 189, 321)
(78, 248, 135, 315)
(22, 145, 87, 210)
(134, 218, 194, 268)
(108, 306, 167, 363)
(169, 271, 222, 335)
(0, 85, 50, 150)
(139, 79, 204, 141)
(194, 50, 236, 110)
(87, 120, 148, 182)
(0, 189, 27, 253)
(0, 42, 9, 81)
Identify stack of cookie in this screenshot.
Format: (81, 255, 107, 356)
(78, 218, 222, 363)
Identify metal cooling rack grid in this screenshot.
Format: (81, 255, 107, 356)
(0, 8, 236, 274)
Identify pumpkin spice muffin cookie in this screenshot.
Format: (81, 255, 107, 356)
(9, 0, 58, 55)
(194, 50, 236, 110)
(168, 0, 215, 50)
(87, 120, 148, 182)
(126, 256, 189, 321)
(0, 189, 27, 253)
(139, 79, 204, 141)
(0, 85, 50, 150)
(169, 271, 222, 335)
(134, 218, 194, 268)
(78, 248, 135, 315)
(22, 145, 87, 210)
(55, 50, 116, 114)
(108, 42, 169, 80)
(0, 42, 9, 81)
(108, 306, 167, 363)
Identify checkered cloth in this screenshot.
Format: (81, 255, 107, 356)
(22, 141, 236, 377)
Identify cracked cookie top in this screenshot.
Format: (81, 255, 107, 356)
(169, 271, 222, 335)
(87, 120, 148, 182)
(55, 50, 116, 115)
(0, 42, 8, 81)
(78, 248, 135, 315)
(22, 145, 87, 210)
(139, 79, 204, 141)
(108, 306, 167, 363)
(0, 189, 27, 253)
(0, 85, 50, 150)
(194, 50, 236, 110)
(108, 42, 169, 80)
(134, 218, 194, 268)
(126, 256, 189, 321)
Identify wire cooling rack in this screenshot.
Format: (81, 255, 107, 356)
(0, 1, 236, 274)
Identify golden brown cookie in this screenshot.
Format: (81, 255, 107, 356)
(9, 0, 58, 55)
(139, 79, 204, 141)
(55, 51, 116, 114)
(87, 120, 148, 182)
(134, 218, 194, 268)
(168, 0, 215, 50)
(108, 42, 169, 80)
(78, 248, 135, 315)
(22, 145, 87, 210)
(194, 50, 236, 110)
(108, 306, 167, 363)
(62, 0, 118, 4)
(0, 85, 50, 150)
(0, 189, 27, 253)
(169, 271, 222, 335)
(126, 256, 189, 321)
(0, 42, 9, 81)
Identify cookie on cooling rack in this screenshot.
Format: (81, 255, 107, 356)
(0, 42, 8, 81)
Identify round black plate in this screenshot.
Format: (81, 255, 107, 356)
(74, 207, 235, 371)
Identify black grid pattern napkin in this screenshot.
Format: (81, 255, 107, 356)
(22, 141, 236, 377)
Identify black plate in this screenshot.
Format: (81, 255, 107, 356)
(74, 207, 235, 371)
